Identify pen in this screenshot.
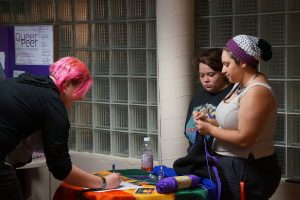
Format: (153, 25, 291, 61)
(112, 163, 115, 173)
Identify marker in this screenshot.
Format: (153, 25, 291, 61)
(112, 163, 115, 173)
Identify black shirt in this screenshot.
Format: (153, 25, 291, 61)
(0, 73, 72, 180)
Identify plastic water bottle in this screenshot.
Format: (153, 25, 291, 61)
(141, 137, 153, 172)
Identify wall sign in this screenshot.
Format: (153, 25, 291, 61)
(14, 25, 53, 65)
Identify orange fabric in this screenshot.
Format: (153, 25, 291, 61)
(53, 182, 135, 200)
(52, 183, 83, 200)
(82, 190, 136, 200)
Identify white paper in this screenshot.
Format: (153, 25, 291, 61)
(0, 52, 5, 69)
(84, 181, 141, 193)
(14, 25, 53, 65)
(98, 181, 141, 193)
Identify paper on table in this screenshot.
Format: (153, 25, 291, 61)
(94, 181, 141, 193)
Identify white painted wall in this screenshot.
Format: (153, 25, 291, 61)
(156, 0, 195, 167)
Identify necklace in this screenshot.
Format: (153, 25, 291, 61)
(236, 73, 259, 95)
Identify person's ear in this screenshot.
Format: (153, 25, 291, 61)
(61, 81, 71, 91)
(241, 62, 247, 69)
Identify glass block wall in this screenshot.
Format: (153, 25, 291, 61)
(195, 0, 300, 179)
(0, 0, 158, 160)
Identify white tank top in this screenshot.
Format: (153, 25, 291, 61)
(213, 82, 277, 159)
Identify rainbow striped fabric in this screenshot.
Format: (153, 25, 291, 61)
(53, 169, 210, 200)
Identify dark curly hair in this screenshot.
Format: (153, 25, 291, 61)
(196, 48, 223, 72)
(195, 48, 229, 84)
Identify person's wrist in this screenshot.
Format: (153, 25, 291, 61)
(100, 176, 106, 189)
(210, 125, 218, 137)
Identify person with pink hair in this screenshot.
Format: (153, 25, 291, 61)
(0, 57, 121, 199)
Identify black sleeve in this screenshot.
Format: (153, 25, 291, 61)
(42, 96, 72, 180)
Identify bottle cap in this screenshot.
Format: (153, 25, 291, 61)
(144, 137, 150, 142)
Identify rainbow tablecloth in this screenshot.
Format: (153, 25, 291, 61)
(53, 169, 210, 200)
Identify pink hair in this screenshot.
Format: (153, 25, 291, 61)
(49, 57, 93, 99)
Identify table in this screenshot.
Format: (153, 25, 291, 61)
(53, 169, 212, 200)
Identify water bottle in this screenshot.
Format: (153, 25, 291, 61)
(141, 137, 153, 172)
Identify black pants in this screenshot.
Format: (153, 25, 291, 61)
(0, 157, 23, 200)
(218, 153, 281, 200)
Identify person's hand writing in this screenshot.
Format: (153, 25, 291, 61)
(105, 172, 122, 189)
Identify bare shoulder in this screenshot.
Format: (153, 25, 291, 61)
(242, 72, 274, 98)
(241, 79, 275, 109)
(248, 74, 271, 93)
